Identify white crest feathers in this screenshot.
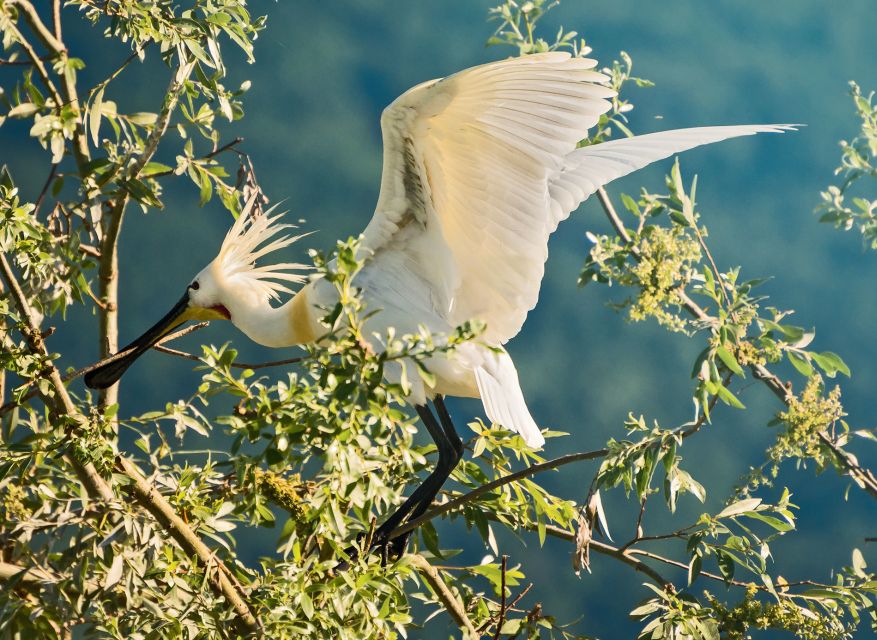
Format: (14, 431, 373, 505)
(217, 195, 310, 301)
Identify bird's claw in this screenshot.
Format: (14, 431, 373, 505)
(337, 527, 411, 571)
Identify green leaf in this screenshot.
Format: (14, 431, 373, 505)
(787, 351, 814, 377)
(127, 112, 158, 126)
(716, 550, 735, 584)
(811, 351, 851, 378)
(104, 554, 124, 588)
(687, 554, 702, 585)
(499, 619, 522, 635)
(715, 384, 745, 409)
(620, 192, 640, 215)
(140, 162, 173, 177)
(199, 170, 212, 206)
(8, 103, 39, 118)
(90, 87, 104, 147)
(300, 592, 314, 619)
(716, 345, 745, 377)
(716, 498, 762, 519)
(745, 512, 794, 532)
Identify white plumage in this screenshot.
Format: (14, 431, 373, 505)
(88, 52, 795, 450)
(85, 52, 794, 554)
(324, 51, 792, 447)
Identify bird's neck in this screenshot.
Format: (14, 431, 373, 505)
(228, 286, 318, 348)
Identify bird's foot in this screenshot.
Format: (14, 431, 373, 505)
(337, 526, 411, 571)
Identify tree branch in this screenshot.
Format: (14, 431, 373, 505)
(115, 456, 260, 631)
(97, 61, 194, 411)
(144, 137, 245, 179)
(408, 554, 478, 639)
(393, 447, 609, 538)
(596, 186, 877, 501)
(0, 252, 114, 503)
(2, 16, 64, 108)
(0, 254, 259, 632)
(154, 343, 304, 370)
(9, 0, 64, 53)
(540, 523, 670, 586)
(0, 322, 210, 416)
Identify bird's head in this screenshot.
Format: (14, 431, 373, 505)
(84, 197, 308, 389)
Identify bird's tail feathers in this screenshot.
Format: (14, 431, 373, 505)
(475, 353, 545, 448)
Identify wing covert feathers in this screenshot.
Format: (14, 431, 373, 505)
(362, 54, 794, 445)
(365, 52, 795, 346)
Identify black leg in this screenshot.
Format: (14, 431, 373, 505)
(368, 405, 452, 539)
(381, 397, 462, 555)
(434, 395, 463, 459)
(343, 399, 462, 564)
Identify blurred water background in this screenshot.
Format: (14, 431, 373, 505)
(4, 1, 877, 637)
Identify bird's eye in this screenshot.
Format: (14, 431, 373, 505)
(190, 281, 200, 291)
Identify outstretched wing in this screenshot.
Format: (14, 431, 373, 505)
(362, 52, 794, 344)
(361, 52, 613, 343)
(547, 124, 797, 230)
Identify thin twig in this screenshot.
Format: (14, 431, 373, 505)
(128, 61, 195, 180)
(87, 46, 146, 99)
(97, 61, 194, 411)
(146, 137, 245, 178)
(476, 582, 535, 633)
(396, 394, 718, 542)
(0, 55, 42, 65)
(623, 548, 831, 591)
(493, 554, 509, 640)
(393, 448, 609, 538)
(9, 0, 65, 52)
(11, 0, 92, 173)
(540, 523, 670, 586)
(33, 163, 59, 217)
(3, 17, 64, 108)
(52, 0, 62, 41)
(596, 186, 877, 501)
(154, 343, 303, 370)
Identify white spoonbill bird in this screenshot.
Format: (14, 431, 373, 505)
(85, 52, 794, 554)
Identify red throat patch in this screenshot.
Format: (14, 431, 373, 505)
(210, 304, 231, 320)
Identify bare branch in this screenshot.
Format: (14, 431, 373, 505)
(154, 343, 304, 370)
(9, 0, 65, 53)
(393, 447, 609, 538)
(541, 523, 670, 586)
(33, 163, 59, 217)
(408, 554, 478, 639)
(2, 16, 64, 108)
